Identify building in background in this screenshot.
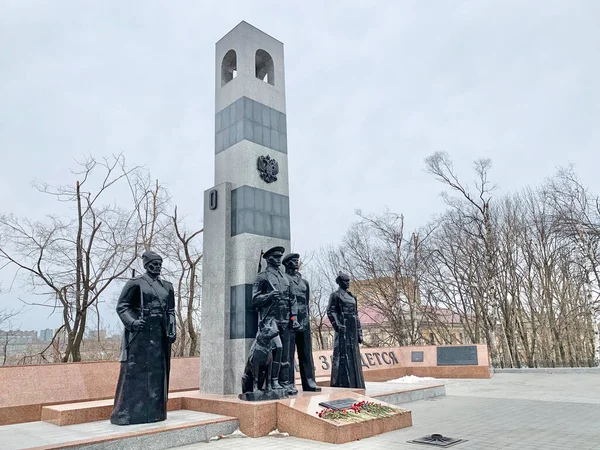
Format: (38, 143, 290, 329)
(0, 330, 44, 365)
(0, 330, 38, 353)
(311, 275, 472, 350)
(39, 329, 54, 343)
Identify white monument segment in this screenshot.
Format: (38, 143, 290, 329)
(200, 21, 292, 395)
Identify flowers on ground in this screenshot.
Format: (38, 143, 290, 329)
(316, 401, 396, 422)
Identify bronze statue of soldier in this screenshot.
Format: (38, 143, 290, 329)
(110, 250, 176, 425)
(327, 271, 365, 389)
(249, 246, 300, 397)
(282, 252, 321, 392)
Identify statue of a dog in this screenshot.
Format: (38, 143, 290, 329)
(241, 325, 278, 395)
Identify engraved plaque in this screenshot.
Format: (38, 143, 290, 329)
(437, 346, 478, 366)
(318, 398, 357, 410)
(411, 351, 424, 362)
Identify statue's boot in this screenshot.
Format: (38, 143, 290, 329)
(279, 362, 298, 395)
(303, 378, 322, 392)
(304, 385, 322, 392)
(271, 378, 284, 390)
(270, 361, 284, 390)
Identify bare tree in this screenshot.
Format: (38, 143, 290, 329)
(300, 156, 598, 368)
(419, 209, 487, 345)
(340, 210, 429, 346)
(127, 171, 172, 251)
(122, 172, 204, 358)
(418, 165, 597, 368)
(303, 248, 339, 350)
(546, 168, 600, 365)
(0, 154, 158, 362)
(306, 210, 434, 348)
(425, 152, 507, 366)
(0, 308, 19, 327)
(171, 207, 203, 357)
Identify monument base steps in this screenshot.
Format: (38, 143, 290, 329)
(36, 386, 435, 444)
(16, 411, 238, 450)
(41, 394, 187, 426)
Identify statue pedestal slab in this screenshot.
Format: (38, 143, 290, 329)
(277, 388, 412, 444)
(36, 385, 432, 445)
(182, 387, 412, 443)
(238, 388, 288, 401)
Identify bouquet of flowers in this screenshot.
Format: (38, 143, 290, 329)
(316, 400, 396, 422)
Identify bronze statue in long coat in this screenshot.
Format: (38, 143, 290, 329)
(327, 272, 365, 389)
(110, 251, 176, 425)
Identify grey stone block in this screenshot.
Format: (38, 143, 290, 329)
(437, 345, 478, 366)
(230, 186, 291, 239)
(373, 385, 446, 405)
(216, 96, 288, 154)
(68, 419, 240, 450)
(229, 284, 257, 339)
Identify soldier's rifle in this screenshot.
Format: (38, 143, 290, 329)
(337, 310, 351, 387)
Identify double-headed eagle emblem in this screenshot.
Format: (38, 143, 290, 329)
(257, 155, 279, 183)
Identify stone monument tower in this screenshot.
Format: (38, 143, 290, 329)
(200, 21, 291, 395)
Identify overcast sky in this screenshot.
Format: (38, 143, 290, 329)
(1, 1, 599, 330)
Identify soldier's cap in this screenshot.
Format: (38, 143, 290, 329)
(335, 271, 351, 284)
(142, 250, 163, 265)
(282, 252, 300, 266)
(263, 246, 285, 259)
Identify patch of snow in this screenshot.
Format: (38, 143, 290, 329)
(268, 428, 290, 437)
(387, 375, 436, 383)
(208, 428, 248, 441)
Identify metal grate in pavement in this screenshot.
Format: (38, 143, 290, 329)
(407, 433, 466, 447)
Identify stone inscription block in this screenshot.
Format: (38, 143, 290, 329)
(411, 351, 424, 363)
(231, 185, 291, 240)
(215, 97, 287, 154)
(318, 398, 357, 411)
(437, 346, 478, 366)
(229, 284, 257, 339)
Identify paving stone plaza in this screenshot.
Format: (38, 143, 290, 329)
(175, 372, 600, 450)
(2, 372, 598, 448)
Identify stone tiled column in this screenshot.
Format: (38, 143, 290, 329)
(200, 21, 291, 395)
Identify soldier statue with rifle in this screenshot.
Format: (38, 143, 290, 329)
(240, 246, 300, 400)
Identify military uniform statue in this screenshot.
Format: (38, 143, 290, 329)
(110, 250, 176, 425)
(327, 272, 365, 389)
(283, 253, 321, 392)
(251, 246, 300, 396)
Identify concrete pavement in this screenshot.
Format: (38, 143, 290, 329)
(176, 373, 600, 449)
